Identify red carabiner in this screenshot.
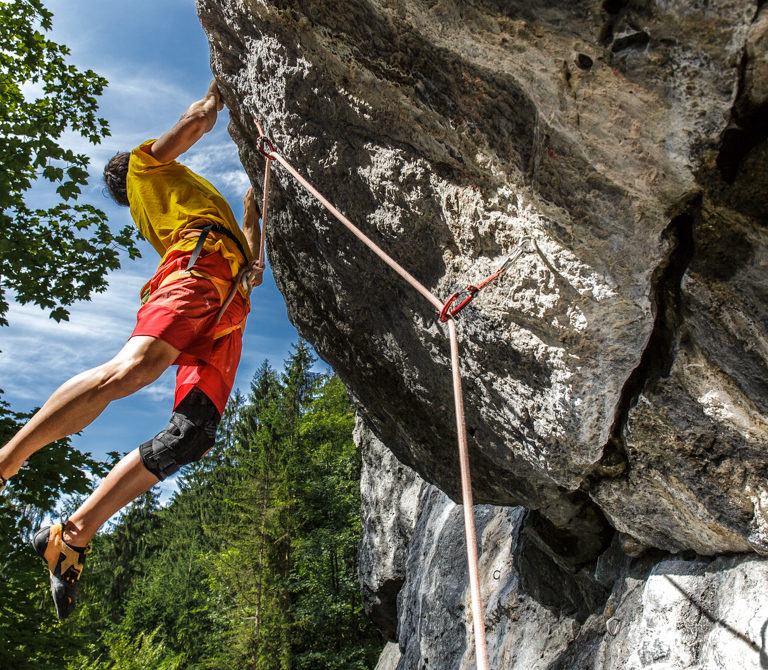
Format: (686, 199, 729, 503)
(439, 240, 530, 322)
(439, 291, 460, 322)
(439, 285, 478, 322)
(257, 135, 276, 160)
(253, 119, 277, 159)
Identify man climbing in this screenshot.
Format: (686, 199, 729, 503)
(0, 80, 263, 618)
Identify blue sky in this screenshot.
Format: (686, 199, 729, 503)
(1, 0, 309, 500)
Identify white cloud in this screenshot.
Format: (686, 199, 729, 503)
(0, 267, 148, 404)
(217, 169, 252, 193)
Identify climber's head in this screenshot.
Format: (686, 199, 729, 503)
(103, 152, 130, 207)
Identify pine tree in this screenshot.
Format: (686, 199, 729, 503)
(59, 347, 382, 668)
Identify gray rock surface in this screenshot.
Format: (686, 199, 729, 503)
(395, 481, 583, 669)
(366, 455, 768, 668)
(199, 0, 768, 555)
(196, 0, 768, 666)
(358, 417, 425, 640)
(374, 642, 402, 670)
(361, 446, 768, 668)
(567, 553, 768, 670)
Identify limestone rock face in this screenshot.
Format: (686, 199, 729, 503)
(357, 418, 425, 641)
(199, 0, 768, 556)
(598, 555, 768, 669)
(197, 0, 768, 665)
(360, 439, 768, 669)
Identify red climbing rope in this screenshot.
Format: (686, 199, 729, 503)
(253, 120, 526, 670)
(256, 121, 271, 273)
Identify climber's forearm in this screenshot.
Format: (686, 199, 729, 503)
(242, 187, 264, 287)
(149, 82, 223, 163)
(242, 187, 261, 259)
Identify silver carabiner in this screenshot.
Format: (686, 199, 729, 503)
(497, 237, 531, 273)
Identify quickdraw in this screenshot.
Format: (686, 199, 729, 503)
(254, 120, 277, 161)
(439, 238, 531, 322)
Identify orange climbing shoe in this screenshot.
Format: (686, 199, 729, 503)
(32, 524, 90, 619)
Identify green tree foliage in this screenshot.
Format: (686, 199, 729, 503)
(0, 6, 139, 660)
(0, 397, 113, 670)
(0, 0, 139, 325)
(62, 344, 382, 669)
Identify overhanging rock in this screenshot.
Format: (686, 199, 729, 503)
(198, 0, 768, 555)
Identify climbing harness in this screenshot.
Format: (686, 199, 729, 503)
(253, 120, 530, 670)
(183, 221, 264, 326)
(140, 217, 265, 340)
(185, 222, 250, 272)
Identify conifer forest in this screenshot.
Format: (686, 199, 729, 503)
(0, 343, 383, 669)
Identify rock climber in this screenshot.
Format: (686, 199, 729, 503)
(0, 80, 263, 618)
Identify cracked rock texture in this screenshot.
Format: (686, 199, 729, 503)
(360, 431, 768, 669)
(198, 0, 768, 666)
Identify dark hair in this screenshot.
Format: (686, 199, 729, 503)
(103, 151, 130, 207)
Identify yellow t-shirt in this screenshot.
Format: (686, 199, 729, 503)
(127, 140, 253, 275)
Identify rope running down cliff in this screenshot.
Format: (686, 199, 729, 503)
(252, 120, 527, 670)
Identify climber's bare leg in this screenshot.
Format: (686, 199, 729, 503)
(63, 449, 158, 546)
(0, 336, 180, 480)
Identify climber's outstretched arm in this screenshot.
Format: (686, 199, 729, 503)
(243, 187, 264, 287)
(149, 80, 224, 163)
(242, 186, 261, 257)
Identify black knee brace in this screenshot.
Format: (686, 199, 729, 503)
(139, 388, 221, 480)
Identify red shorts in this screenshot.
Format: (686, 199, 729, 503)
(131, 248, 249, 415)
